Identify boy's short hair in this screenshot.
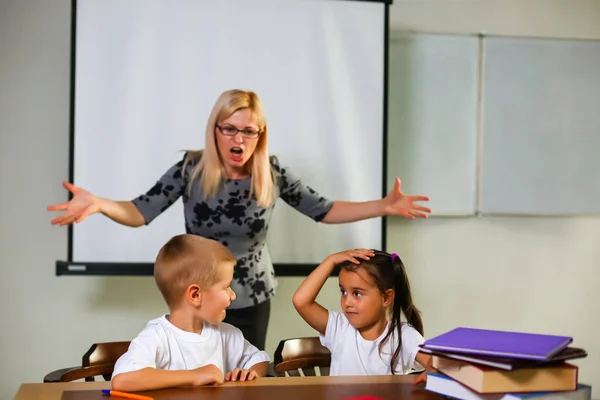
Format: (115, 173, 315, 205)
(154, 234, 236, 308)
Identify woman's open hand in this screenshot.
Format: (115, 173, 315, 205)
(47, 181, 101, 226)
(383, 178, 431, 219)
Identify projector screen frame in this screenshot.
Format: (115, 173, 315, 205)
(57, 0, 393, 277)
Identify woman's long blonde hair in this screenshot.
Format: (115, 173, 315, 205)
(183, 89, 277, 208)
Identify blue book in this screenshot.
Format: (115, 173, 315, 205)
(425, 372, 591, 400)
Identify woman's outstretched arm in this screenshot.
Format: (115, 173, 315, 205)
(47, 182, 145, 227)
(321, 178, 431, 224)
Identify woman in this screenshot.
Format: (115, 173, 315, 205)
(47, 89, 431, 350)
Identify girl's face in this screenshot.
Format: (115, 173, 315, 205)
(214, 108, 261, 177)
(339, 267, 390, 331)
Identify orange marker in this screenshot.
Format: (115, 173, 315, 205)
(101, 389, 154, 400)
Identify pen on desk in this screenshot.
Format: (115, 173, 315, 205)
(101, 389, 154, 400)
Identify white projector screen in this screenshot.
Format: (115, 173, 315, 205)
(70, 0, 386, 270)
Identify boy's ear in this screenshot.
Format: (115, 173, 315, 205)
(383, 289, 394, 307)
(186, 284, 203, 307)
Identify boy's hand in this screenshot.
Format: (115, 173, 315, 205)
(225, 368, 258, 382)
(191, 364, 224, 386)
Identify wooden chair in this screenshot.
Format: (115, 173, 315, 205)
(44, 341, 130, 382)
(271, 337, 425, 377)
(273, 337, 331, 377)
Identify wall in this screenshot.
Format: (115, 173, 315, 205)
(1, 0, 598, 398)
(386, 0, 600, 396)
(390, 0, 600, 39)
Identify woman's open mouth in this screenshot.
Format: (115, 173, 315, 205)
(230, 147, 243, 162)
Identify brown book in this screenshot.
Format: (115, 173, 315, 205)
(432, 356, 578, 394)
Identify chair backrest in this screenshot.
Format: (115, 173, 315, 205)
(83, 342, 131, 368)
(44, 341, 130, 382)
(273, 337, 331, 377)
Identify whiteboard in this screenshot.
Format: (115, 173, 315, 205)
(387, 33, 480, 216)
(480, 37, 600, 215)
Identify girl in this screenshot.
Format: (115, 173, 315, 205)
(292, 248, 432, 384)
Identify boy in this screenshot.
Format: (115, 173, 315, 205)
(111, 234, 270, 392)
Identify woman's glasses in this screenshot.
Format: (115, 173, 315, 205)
(217, 125, 261, 139)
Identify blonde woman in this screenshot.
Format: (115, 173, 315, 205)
(47, 89, 431, 350)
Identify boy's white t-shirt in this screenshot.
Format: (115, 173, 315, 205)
(320, 311, 425, 375)
(112, 314, 270, 378)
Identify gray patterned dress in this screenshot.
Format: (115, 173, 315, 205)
(132, 153, 333, 309)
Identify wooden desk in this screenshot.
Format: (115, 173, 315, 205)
(14, 375, 441, 400)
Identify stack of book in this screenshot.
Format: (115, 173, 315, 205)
(421, 327, 591, 400)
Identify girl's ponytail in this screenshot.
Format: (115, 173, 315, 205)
(381, 253, 423, 374)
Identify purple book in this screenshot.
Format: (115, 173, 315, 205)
(422, 327, 573, 361)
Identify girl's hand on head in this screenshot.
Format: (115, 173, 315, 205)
(383, 177, 431, 219)
(47, 181, 101, 226)
(325, 249, 375, 266)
